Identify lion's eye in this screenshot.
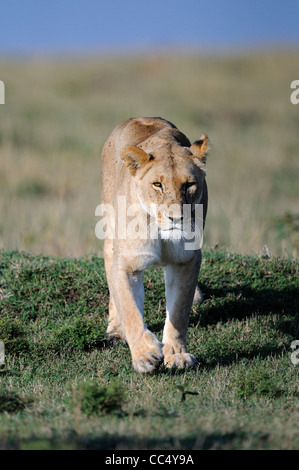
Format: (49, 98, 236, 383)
(186, 182, 196, 189)
(153, 182, 163, 189)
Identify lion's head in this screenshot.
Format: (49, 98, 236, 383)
(121, 132, 209, 240)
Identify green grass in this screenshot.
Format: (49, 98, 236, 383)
(0, 249, 298, 450)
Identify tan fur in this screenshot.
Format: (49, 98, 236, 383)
(101, 117, 209, 373)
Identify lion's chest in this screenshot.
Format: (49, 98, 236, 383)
(160, 238, 195, 265)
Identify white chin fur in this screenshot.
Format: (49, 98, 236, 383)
(160, 228, 184, 240)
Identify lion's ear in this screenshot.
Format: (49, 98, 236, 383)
(121, 146, 153, 177)
(190, 133, 210, 169)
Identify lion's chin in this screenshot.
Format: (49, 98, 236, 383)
(160, 227, 184, 240)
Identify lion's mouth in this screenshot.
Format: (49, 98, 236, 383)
(159, 219, 201, 240)
(160, 225, 183, 232)
(159, 225, 185, 240)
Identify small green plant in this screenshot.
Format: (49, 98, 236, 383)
(0, 389, 33, 413)
(54, 318, 106, 352)
(75, 380, 126, 416)
(233, 368, 283, 400)
(177, 385, 199, 403)
(0, 319, 29, 355)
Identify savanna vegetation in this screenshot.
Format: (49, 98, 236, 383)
(0, 51, 298, 257)
(0, 51, 298, 450)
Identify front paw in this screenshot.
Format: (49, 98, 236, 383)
(133, 349, 164, 373)
(131, 330, 163, 373)
(164, 352, 197, 369)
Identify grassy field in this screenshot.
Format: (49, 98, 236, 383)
(0, 50, 298, 451)
(0, 50, 298, 257)
(0, 249, 298, 450)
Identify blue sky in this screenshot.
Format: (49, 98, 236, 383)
(0, 0, 299, 54)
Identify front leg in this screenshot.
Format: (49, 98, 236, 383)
(162, 254, 201, 369)
(111, 266, 163, 373)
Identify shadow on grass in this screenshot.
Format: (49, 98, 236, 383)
(191, 283, 298, 332)
(197, 343, 288, 370)
(4, 429, 255, 450)
(188, 282, 298, 368)
(143, 281, 299, 370)
(192, 283, 298, 325)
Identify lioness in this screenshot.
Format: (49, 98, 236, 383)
(101, 117, 209, 373)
